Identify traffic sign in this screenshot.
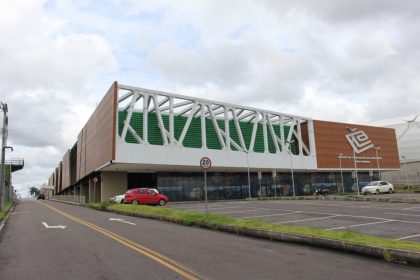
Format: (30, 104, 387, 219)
(200, 157, 212, 169)
(93, 177, 98, 183)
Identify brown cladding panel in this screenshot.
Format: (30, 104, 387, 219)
(56, 162, 62, 193)
(76, 82, 117, 181)
(61, 150, 71, 189)
(77, 126, 87, 180)
(314, 120, 400, 169)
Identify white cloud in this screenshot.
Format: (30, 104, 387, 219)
(1, 0, 420, 192)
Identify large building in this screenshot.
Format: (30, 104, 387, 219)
(48, 82, 400, 202)
(372, 115, 420, 184)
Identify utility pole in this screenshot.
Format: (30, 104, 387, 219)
(0, 102, 8, 211)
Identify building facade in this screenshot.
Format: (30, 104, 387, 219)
(48, 82, 400, 202)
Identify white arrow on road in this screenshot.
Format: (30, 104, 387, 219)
(109, 218, 136, 226)
(42, 222, 66, 229)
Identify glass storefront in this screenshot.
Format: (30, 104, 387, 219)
(155, 171, 379, 202)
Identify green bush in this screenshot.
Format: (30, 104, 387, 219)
(0, 201, 14, 221)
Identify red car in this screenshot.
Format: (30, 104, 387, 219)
(124, 188, 169, 206)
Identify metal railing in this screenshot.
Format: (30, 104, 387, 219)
(5, 158, 24, 166)
(50, 195, 86, 204)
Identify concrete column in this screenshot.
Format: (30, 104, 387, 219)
(80, 182, 89, 204)
(89, 178, 94, 203)
(100, 171, 127, 202)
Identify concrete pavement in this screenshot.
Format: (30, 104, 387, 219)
(1, 199, 420, 280)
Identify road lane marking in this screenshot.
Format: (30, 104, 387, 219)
(42, 222, 66, 229)
(326, 220, 394, 231)
(109, 218, 136, 225)
(242, 211, 302, 219)
(39, 202, 206, 280)
(385, 212, 420, 217)
(275, 215, 338, 224)
(10, 211, 29, 215)
(397, 233, 420, 240)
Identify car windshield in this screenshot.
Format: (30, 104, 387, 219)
(366, 181, 380, 186)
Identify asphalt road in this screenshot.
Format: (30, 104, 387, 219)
(170, 199, 420, 242)
(1, 199, 420, 280)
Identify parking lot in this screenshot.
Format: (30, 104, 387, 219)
(169, 198, 420, 242)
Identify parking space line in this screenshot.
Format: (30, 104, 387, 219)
(173, 205, 243, 211)
(385, 212, 420, 217)
(326, 220, 394, 231)
(397, 233, 420, 240)
(242, 211, 302, 219)
(402, 206, 420, 211)
(275, 215, 338, 224)
(212, 209, 265, 214)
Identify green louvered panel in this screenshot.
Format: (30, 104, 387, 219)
(148, 114, 163, 145)
(205, 119, 222, 150)
(228, 120, 240, 151)
(239, 121, 253, 151)
(174, 115, 202, 148)
(118, 110, 295, 154)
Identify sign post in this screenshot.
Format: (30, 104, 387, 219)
(272, 171, 277, 198)
(93, 177, 98, 203)
(200, 157, 211, 217)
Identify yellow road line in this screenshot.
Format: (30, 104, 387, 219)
(38, 201, 207, 280)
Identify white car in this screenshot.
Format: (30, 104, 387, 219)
(109, 194, 125, 204)
(362, 181, 394, 195)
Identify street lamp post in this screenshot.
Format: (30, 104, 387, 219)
(352, 148, 360, 196)
(0, 146, 13, 211)
(401, 155, 409, 191)
(246, 150, 251, 199)
(374, 147, 381, 180)
(337, 153, 344, 193)
(286, 140, 295, 197)
(346, 127, 360, 196)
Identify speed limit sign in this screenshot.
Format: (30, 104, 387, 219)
(200, 157, 212, 169)
(93, 177, 98, 183)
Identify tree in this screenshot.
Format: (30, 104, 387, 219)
(29, 187, 40, 197)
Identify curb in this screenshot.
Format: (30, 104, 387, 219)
(0, 201, 17, 233)
(49, 199, 82, 206)
(255, 195, 420, 204)
(98, 207, 420, 267)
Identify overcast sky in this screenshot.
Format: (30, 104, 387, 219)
(1, 0, 420, 197)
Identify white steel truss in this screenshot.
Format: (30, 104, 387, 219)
(117, 84, 316, 157)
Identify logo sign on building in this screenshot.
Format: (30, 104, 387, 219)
(200, 157, 212, 170)
(345, 128, 374, 154)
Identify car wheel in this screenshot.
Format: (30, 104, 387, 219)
(158, 199, 166, 206)
(375, 189, 380, 195)
(121, 199, 125, 204)
(388, 188, 393, 194)
(132, 200, 139, 205)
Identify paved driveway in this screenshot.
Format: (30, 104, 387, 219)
(169, 198, 420, 242)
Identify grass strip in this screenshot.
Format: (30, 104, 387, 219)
(89, 202, 420, 253)
(0, 201, 14, 221)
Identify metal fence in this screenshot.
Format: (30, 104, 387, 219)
(50, 195, 86, 204)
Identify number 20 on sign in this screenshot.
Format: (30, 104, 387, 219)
(200, 157, 211, 169)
